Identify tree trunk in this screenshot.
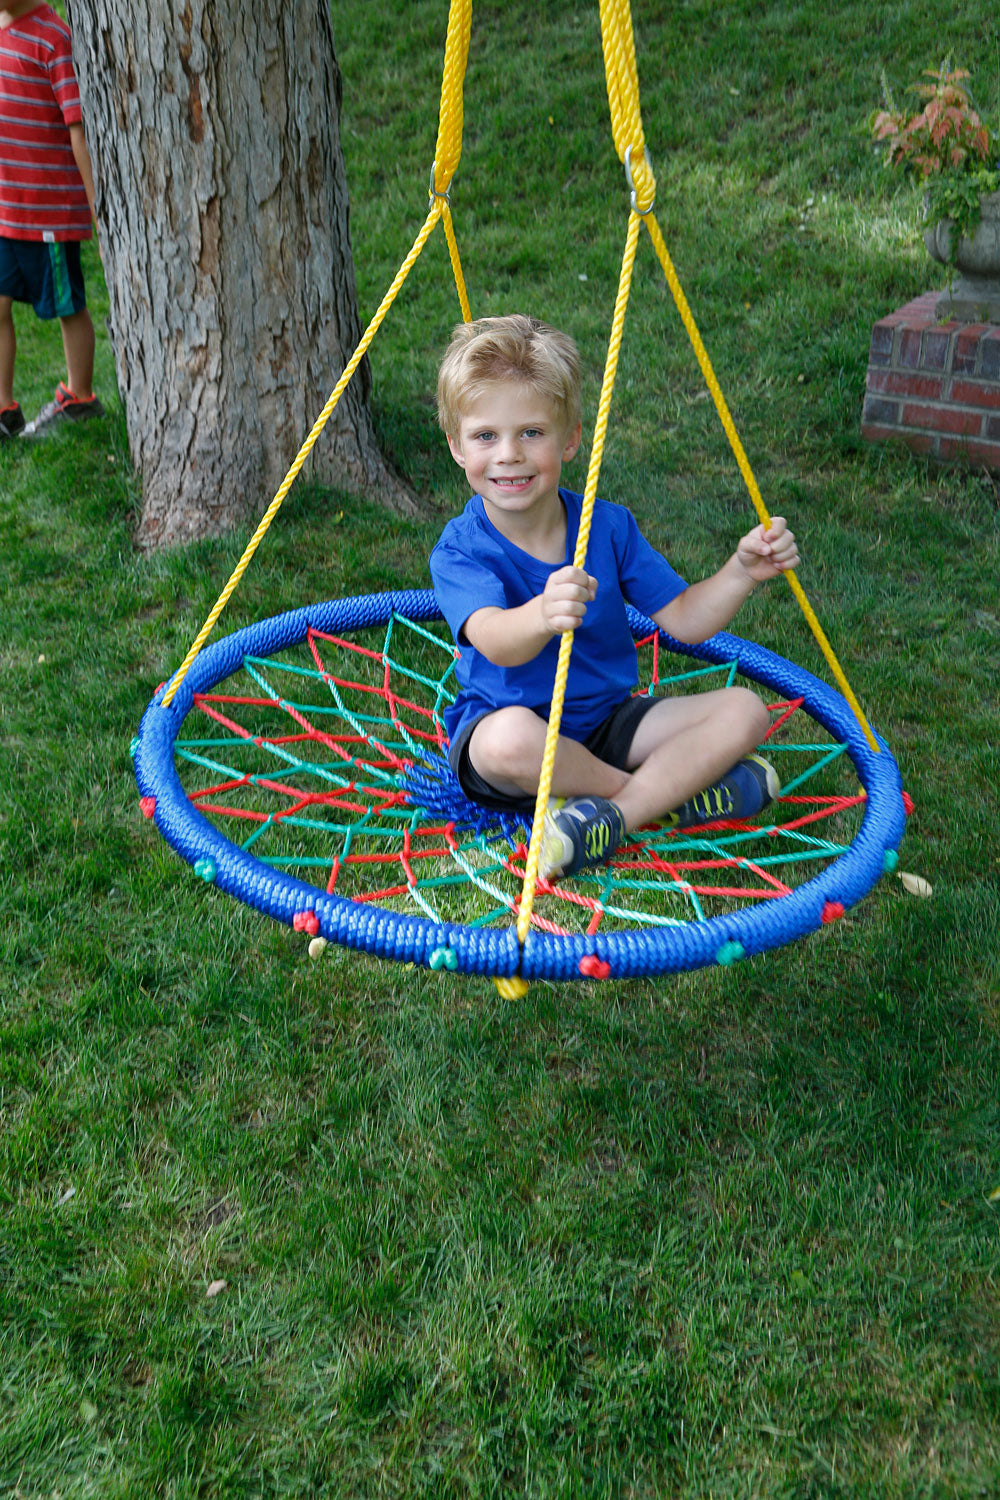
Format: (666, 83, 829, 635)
(67, 0, 417, 549)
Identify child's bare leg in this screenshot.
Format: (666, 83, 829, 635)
(0, 297, 15, 408)
(59, 307, 95, 398)
(614, 686, 770, 830)
(467, 689, 770, 828)
(468, 706, 629, 802)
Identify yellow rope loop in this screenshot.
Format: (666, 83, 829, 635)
(599, 0, 655, 212)
(599, 0, 641, 152)
(161, 199, 445, 708)
(516, 211, 643, 944)
(431, 0, 472, 196)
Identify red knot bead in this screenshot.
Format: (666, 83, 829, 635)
(578, 955, 611, 980)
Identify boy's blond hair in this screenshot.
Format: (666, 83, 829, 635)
(436, 314, 581, 435)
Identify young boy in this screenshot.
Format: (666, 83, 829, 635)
(429, 314, 800, 880)
(0, 0, 104, 442)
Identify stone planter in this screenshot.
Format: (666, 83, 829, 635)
(923, 188, 1000, 323)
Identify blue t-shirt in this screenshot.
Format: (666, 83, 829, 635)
(429, 488, 687, 747)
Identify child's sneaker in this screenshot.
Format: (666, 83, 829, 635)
(23, 382, 105, 436)
(0, 402, 25, 440)
(540, 795, 626, 880)
(664, 752, 780, 829)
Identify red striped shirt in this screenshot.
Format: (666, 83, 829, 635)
(0, 4, 91, 242)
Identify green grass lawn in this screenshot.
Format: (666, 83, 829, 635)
(2, 1, 999, 1495)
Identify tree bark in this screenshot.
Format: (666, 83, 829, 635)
(67, 0, 417, 549)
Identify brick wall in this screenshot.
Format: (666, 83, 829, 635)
(861, 291, 1000, 469)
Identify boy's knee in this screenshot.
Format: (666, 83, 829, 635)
(727, 686, 770, 743)
(471, 706, 542, 776)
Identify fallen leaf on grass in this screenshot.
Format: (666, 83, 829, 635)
(206, 1279, 227, 1298)
(988, 1184, 1000, 1203)
(899, 872, 933, 899)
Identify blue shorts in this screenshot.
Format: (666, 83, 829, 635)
(449, 693, 662, 815)
(0, 238, 87, 319)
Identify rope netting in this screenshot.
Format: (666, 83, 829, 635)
(135, 591, 905, 978)
(164, 611, 874, 947)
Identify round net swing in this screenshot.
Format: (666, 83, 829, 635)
(133, 0, 907, 990)
(134, 589, 906, 982)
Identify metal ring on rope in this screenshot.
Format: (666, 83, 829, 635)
(623, 144, 654, 215)
(428, 159, 452, 203)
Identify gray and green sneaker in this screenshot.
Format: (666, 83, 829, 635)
(664, 752, 780, 829)
(540, 795, 626, 880)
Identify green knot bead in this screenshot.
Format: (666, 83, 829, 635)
(129, 736, 140, 758)
(716, 939, 745, 966)
(429, 946, 459, 972)
(882, 848, 899, 874)
(194, 857, 217, 883)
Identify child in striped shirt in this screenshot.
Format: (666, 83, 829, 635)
(0, 1, 104, 440)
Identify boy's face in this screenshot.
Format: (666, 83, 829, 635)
(447, 381, 581, 527)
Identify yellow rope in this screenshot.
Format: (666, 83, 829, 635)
(432, 0, 472, 319)
(639, 213, 880, 753)
(511, 0, 652, 949)
(161, 0, 473, 709)
(599, 0, 654, 211)
(441, 200, 472, 324)
(598, 0, 878, 753)
(432, 0, 471, 197)
(516, 211, 643, 944)
(515, 0, 879, 960)
(160, 202, 443, 707)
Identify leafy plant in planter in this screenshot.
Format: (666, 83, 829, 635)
(872, 64, 999, 256)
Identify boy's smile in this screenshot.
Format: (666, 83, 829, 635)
(448, 381, 581, 539)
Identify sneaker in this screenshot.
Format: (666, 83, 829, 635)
(23, 382, 105, 436)
(540, 795, 626, 880)
(0, 402, 25, 440)
(664, 752, 780, 829)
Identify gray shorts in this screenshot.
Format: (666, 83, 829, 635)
(448, 694, 662, 815)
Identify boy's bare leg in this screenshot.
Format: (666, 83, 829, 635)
(0, 296, 16, 408)
(59, 307, 95, 399)
(467, 686, 770, 828)
(615, 687, 770, 829)
(468, 706, 630, 804)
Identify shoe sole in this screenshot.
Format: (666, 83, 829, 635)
(745, 752, 782, 804)
(539, 805, 575, 881)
